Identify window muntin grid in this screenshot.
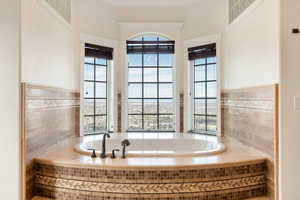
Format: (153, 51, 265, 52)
(83, 57, 108, 135)
(127, 35, 175, 132)
(192, 56, 218, 135)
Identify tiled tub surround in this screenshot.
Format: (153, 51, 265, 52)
(21, 83, 80, 200)
(33, 134, 269, 200)
(221, 84, 279, 200)
(74, 133, 226, 157)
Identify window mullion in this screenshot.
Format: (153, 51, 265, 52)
(205, 58, 208, 132)
(93, 57, 96, 133)
(142, 37, 145, 130)
(157, 37, 160, 130)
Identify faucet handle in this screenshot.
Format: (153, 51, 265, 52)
(121, 139, 130, 146)
(121, 139, 131, 159)
(88, 149, 97, 158)
(111, 149, 120, 159)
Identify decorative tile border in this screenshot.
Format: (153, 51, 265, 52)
(36, 184, 266, 200)
(36, 175, 265, 194)
(36, 162, 266, 184)
(221, 98, 274, 111)
(27, 99, 80, 110)
(35, 161, 267, 200)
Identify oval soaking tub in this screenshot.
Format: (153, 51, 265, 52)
(74, 132, 226, 157)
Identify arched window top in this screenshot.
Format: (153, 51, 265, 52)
(127, 34, 175, 54)
(130, 34, 170, 41)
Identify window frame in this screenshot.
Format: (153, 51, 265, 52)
(191, 57, 218, 135)
(83, 56, 110, 135)
(185, 36, 221, 136)
(126, 35, 176, 132)
(80, 34, 118, 136)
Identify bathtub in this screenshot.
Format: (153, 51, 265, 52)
(74, 132, 226, 157)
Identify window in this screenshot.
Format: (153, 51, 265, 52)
(127, 35, 175, 131)
(188, 43, 218, 135)
(83, 43, 113, 134)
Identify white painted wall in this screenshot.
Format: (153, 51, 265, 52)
(0, 0, 20, 199)
(72, 0, 119, 92)
(73, 0, 119, 40)
(182, 0, 227, 40)
(21, 0, 78, 91)
(280, 0, 300, 199)
(115, 6, 187, 23)
(222, 0, 280, 89)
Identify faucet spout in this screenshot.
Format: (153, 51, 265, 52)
(100, 133, 110, 159)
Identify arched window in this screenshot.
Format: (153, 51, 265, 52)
(127, 35, 175, 131)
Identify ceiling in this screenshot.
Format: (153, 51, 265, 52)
(101, 0, 201, 7)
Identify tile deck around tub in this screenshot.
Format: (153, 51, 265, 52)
(32, 135, 269, 200)
(32, 196, 270, 200)
(34, 135, 267, 169)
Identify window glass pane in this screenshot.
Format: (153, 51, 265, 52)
(128, 54, 142, 66)
(158, 36, 169, 41)
(144, 84, 158, 98)
(144, 54, 157, 66)
(195, 99, 205, 115)
(85, 57, 94, 64)
(96, 99, 106, 115)
(96, 58, 106, 65)
(159, 54, 173, 66)
(95, 66, 106, 81)
(127, 35, 174, 132)
(144, 68, 157, 82)
(207, 82, 217, 98)
(95, 116, 107, 132)
(159, 99, 173, 114)
(84, 99, 94, 116)
(128, 68, 142, 82)
(95, 82, 106, 98)
(144, 115, 157, 130)
(207, 99, 217, 115)
(143, 35, 158, 41)
(128, 115, 143, 130)
(128, 83, 142, 98)
(84, 117, 94, 133)
(84, 82, 94, 98)
(195, 58, 206, 65)
(207, 116, 217, 132)
(128, 99, 142, 114)
(132, 36, 143, 41)
(195, 66, 205, 82)
(159, 68, 172, 82)
(159, 84, 172, 98)
(207, 56, 217, 64)
(85, 64, 94, 80)
(195, 115, 206, 131)
(159, 115, 174, 131)
(207, 64, 217, 81)
(195, 83, 205, 98)
(144, 99, 157, 114)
